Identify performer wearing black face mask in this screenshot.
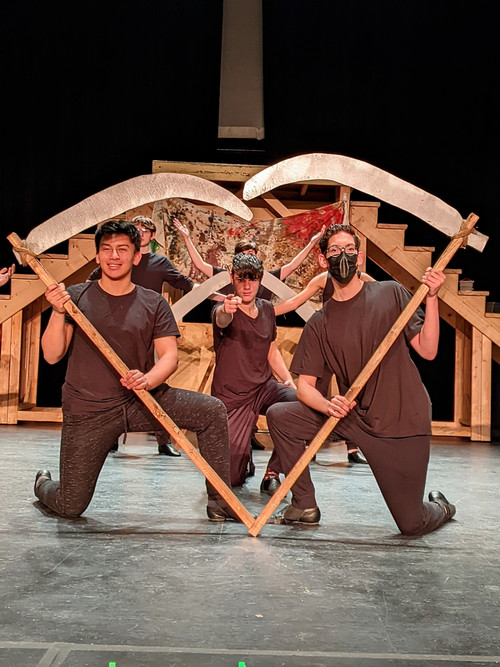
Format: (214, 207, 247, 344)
(266, 223, 455, 535)
(326, 246, 359, 285)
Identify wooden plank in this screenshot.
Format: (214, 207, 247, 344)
(18, 407, 62, 422)
(431, 421, 471, 437)
(470, 327, 492, 441)
(6, 310, 23, 423)
(0, 319, 13, 423)
(152, 160, 265, 182)
(20, 298, 42, 406)
(260, 193, 294, 218)
(454, 317, 468, 427)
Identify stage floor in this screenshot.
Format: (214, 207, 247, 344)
(0, 423, 499, 666)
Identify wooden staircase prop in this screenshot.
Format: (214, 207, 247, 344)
(350, 202, 499, 441)
(1, 161, 496, 442)
(0, 234, 97, 424)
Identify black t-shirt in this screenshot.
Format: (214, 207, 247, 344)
(211, 298, 276, 410)
(89, 252, 194, 294)
(292, 281, 431, 437)
(62, 281, 180, 414)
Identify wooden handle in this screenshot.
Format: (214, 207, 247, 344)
(248, 213, 479, 536)
(8, 232, 254, 529)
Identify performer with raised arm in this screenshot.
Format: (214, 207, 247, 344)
(211, 253, 297, 493)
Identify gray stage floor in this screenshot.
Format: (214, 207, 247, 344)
(0, 423, 499, 666)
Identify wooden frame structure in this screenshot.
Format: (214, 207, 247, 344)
(1, 161, 499, 440)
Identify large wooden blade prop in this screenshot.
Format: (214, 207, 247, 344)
(242, 153, 487, 252)
(249, 213, 479, 537)
(15, 173, 253, 263)
(8, 233, 254, 530)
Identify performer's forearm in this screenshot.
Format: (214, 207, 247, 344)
(297, 377, 331, 415)
(41, 312, 73, 364)
(415, 294, 441, 360)
(144, 354, 179, 390)
(215, 306, 233, 328)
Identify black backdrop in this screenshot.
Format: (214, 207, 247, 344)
(1, 1, 499, 422)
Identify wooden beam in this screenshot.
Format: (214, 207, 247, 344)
(470, 327, 492, 441)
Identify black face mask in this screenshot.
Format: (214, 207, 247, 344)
(327, 250, 358, 285)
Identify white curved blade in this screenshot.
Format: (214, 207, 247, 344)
(261, 271, 316, 322)
(171, 271, 231, 322)
(24, 173, 253, 256)
(243, 153, 486, 252)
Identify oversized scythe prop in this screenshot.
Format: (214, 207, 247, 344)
(8, 173, 255, 528)
(14, 172, 253, 263)
(242, 153, 488, 252)
(8, 232, 255, 529)
(248, 213, 479, 536)
(249, 213, 479, 537)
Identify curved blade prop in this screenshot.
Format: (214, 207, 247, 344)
(17, 173, 253, 261)
(261, 271, 316, 322)
(172, 272, 232, 322)
(243, 153, 487, 252)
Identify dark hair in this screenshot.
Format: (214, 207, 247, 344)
(95, 220, 141, 252)
(231, 253, 264, 280)
(234, 239, 258, 254)
(131, 215, 156, 234)
(318, 224, 361, 255)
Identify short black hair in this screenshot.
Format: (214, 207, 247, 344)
(95, 220, 141, 252)
(234, 239, 258, 254)
(319, 224, 361, 255)
(231, 253, 264, 280)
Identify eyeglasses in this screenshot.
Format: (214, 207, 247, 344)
(136, 227, 151, 234)
(325, 244, 357, 257)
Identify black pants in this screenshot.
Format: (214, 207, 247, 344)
(267, 400, 451, 536)
(35, 385, 230, 518)
(222, 379, 296, 487)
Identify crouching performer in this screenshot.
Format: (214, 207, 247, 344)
(267, 223, 456, 535)
(211, 253, 297, 490)
(34, 221, 235, 522)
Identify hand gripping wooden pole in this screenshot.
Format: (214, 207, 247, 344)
(8, 233, 254, 530)
(248, 213, 479, 537)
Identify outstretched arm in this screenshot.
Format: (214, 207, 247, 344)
(173, 218, 213, 278)
(279, 226, 325, 280)
(274, 272, 327, 316)
(409, 268, 445, 360)
(267, 342, 296, 389)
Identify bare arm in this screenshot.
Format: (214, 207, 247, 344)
(297, 374, 356, 418)
(279, 226, 326, 280)
(173, 218, 213, 278)
(0, 264, 15, 287)
(409, 268, 445, 360)
(267, 342, 296, 389)
(274, 272, 327, 316)
(120, 336, 179, 391)
(41, 283, 75, 364)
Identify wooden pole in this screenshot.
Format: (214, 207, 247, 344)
(248, 213, 479, 537)
(8, 233, 255, 529)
